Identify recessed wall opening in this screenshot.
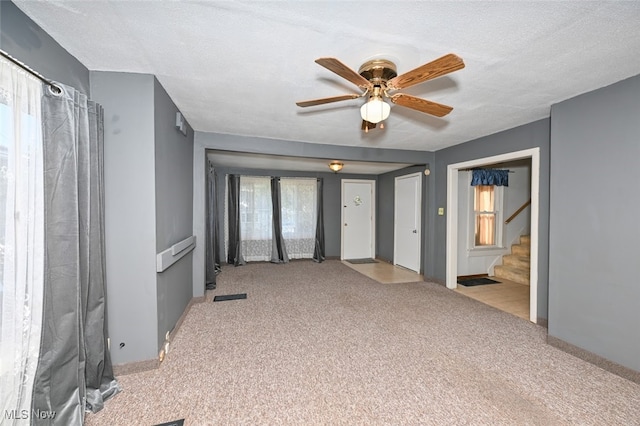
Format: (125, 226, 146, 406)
(446, 148, 540, 323)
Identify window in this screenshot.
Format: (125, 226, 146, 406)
(223, 175, 318, 262)
(0, 60, 45, 418)
(239, 176, 272, 261)
(474, 185, 496, 246)
(280, 178, 316, 258)
(471, 184, 503, 249)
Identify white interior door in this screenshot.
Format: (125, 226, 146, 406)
(342, 180, 375, 260)
(394, 173, 422, 272)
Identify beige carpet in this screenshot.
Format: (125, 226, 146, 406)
(87, 260, 640, 425)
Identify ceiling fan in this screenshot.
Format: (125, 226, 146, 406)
(296, 53, 465, 131)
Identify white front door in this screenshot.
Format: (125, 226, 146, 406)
(394, 172, 422, 272)
(342, 180, 375, 260)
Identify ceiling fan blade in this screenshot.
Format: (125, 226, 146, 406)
(390, 93, 453, 117)
(315, 57, 373, 90)
(386, 53, 465, 90)
(296, 94, 361, 107)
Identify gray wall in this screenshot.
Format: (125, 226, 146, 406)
(1, 3, 195, 366)
(0, 1, 90, 95)
(377, 165, 433, 274)
(433, 119, 550, 319)
(549, 74, 640, 372)
(91, 72, 158, 364)
(210, 165, 375, 260)
(92, 72, 196, 364)
(154, 78, 194, 352)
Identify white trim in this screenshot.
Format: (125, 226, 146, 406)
(466, 247, 508, 257)
(394, 172, 422, 273)
(157, 236, 196, 272)
(171, 235, 196, 256)
(341, 179, 376, 260)
(446, 148, 540, 323)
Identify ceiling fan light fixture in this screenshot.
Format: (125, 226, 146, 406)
(360, 96, 390, 124)
(296, 53, 464, 126)
(329, 161, 344, 173)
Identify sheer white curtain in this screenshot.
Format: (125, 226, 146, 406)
(0, 57, 45, 421)
(281, 178, 317, 259)
(240, 176, 272, 261)
(223, 176, 318, 262)
(474, 185, 496, 246)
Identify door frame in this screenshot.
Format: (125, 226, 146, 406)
(446, 148, 540, 323)
(394, 172, 422, 273)
(341, 179, 376, 260)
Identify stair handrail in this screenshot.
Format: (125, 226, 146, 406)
(505, 198, 531, 225)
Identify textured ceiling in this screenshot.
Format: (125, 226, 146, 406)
(14, 1, 640, 152)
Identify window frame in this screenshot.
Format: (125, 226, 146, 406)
(467, 182, 505, 256)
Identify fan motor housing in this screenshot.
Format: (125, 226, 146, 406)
(358, 59, 397, 85)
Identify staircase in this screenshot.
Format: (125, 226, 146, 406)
(494, 235, 530, 285)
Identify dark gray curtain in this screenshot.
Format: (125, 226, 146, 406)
(471, 169, 509, 186)
(227, 174, 244, 266)
(32, 83, 119, 425)
(270, 177, 289, 264)
(313, 178, 325, 263)
(206, 161, 221, 289)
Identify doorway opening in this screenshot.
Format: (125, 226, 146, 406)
(446, 148, 540, 323)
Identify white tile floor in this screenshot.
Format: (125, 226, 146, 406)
(454, 277, 530, 320)
(343, 259, 530, 321)
(341, 259, 423, 284)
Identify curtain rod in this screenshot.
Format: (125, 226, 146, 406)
(0, 49, 62, 94)
(459, 168, 515, 173)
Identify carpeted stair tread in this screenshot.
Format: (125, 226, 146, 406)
(502, 254, 530, 269)
(511, 244, 530, 256)
(494, 264, 530, 285)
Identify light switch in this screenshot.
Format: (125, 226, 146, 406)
(438, 207, 445, 216)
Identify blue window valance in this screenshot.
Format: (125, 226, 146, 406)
(471, 169, 509, 186)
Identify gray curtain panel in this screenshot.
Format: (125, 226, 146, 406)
(270, 177, 289, 264)
(31, 83, 119, 425)
(205, 161, 221, 289)
(313, 178, 325, 263)
(227, 174, 244, 266)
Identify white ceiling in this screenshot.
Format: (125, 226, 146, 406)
(14, 1, 640, 152)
